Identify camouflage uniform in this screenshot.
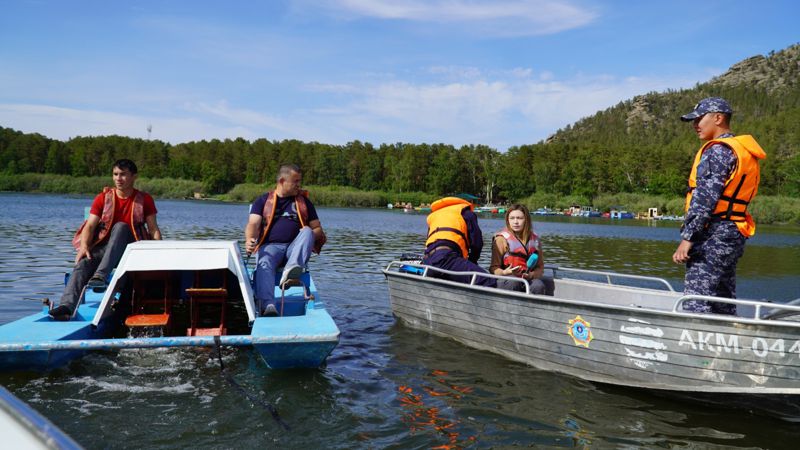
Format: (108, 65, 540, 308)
(680, 126, 745, 314)
(679, 97, 750, 314)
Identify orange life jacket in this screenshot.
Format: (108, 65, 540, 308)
(425, 197, 473, 258)
(254, 189, 326, 254)
(72, 187, 150, 250)
(496, 228, 539, 274)
(685, 135, 766, 237)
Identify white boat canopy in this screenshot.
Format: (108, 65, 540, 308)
(92, 240, 256, 326)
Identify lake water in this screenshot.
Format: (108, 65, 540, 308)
(1, 192, 799, 449)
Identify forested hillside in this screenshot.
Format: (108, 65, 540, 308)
(1, 44, 798, 202)
(501, 44, 800, 200)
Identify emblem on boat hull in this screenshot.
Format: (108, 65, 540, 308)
(568, 316, 593, 347)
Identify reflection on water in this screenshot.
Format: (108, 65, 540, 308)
(1, 193, 799, 448)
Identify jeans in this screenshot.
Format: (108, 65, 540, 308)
(60, 222, 135, 310)
(497, 276, 555, 295)
(254, 227, 314, 311)
(422, 248, 497, 288)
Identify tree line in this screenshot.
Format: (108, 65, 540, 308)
(0, 129, 504, 199)
(2, 46, 799, 202)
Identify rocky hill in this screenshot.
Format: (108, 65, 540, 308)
(714, 45, 800, 92)
(511, 43, 800, 200)
(549, 43, 800, 143)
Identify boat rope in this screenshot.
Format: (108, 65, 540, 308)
(213, 335, 290, 431)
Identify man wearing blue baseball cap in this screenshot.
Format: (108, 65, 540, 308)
(672, 97, 767, 314)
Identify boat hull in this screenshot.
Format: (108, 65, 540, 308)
(251, 301, 340, 369)
(384, 265, 800, 397)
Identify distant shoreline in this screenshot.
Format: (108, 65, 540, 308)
(1, 173, 798, 225)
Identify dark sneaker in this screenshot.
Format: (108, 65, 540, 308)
(49, 305, 73, 321)
(262, 304, 279, 317)
(86, 276, 107, 290)
(279, 265, 303, 287)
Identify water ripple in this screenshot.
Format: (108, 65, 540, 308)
(1, 194, 799, 448)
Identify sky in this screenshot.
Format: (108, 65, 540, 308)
(1, 1, 798, 151)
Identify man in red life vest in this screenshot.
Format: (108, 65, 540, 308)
(244, 164, 326, 316)
(49, 159, 162, 321)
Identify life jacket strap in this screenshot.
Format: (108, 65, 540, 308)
(427, 226, 469, 246)
(714, 174, 750, 221)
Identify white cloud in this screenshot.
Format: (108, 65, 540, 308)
(0, 68, 715, 150)
(0, 103, 257, 143)
(305, 0, 599, 36)
(351, 80, 515, 128)
(509, 68, 533, 78)
(300, 70, 708, 148)
(428, 65, 483, 79)
(538, 71, 555, 81)
(185, 101, 295, 134)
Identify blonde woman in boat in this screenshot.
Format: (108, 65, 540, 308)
(490, 204, 553, 295)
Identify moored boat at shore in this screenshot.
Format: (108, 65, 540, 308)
(0, 241, 339, 371)
(474, 204, 506, 215)
(532, 207, 559, 216)
(383, 261, 800, 417)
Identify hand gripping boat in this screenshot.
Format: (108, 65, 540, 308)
(384, 261, 800, 418)
(0, 241, 339, 371)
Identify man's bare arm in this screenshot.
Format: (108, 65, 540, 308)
(146, 214, 162, 240)
(245, 213, 263, 255)
(75, 214, 101, 263)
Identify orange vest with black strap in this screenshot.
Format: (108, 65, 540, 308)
(72, 187, 151, 250)
(254, 189, 326, 254)
(496, 228, 539, 273)
(685, 135, 766, 237)
(425, 197, 473, 258)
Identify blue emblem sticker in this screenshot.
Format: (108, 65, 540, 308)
(568, 315, 593, 348)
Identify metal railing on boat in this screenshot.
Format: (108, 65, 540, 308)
(385, 261, 534, 294)
(674, 294, 800, 322)
(544, 266, 675, 291)
(386, 261, 676, 293)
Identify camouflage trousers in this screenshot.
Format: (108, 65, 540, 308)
(682, 222, 746, 315)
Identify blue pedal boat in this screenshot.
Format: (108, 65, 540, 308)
(0, 240, 339, 371)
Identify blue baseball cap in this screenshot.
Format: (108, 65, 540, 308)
(680, 97, 733, 122)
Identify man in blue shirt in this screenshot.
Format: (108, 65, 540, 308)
(245, 164, 326, 316)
